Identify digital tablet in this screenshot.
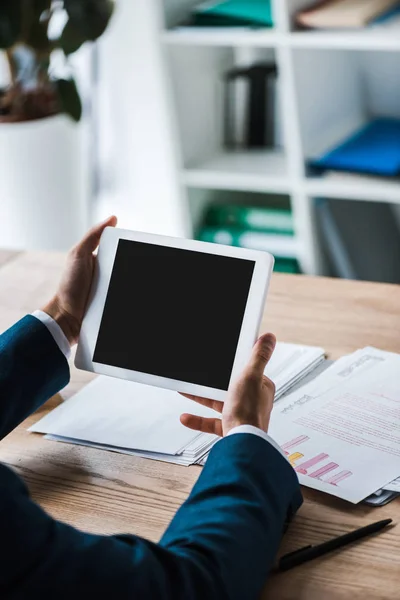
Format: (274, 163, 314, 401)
(75, 228, 274, 401)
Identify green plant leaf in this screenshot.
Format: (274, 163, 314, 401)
(55, 78, 82, 122)
(59, 20, 86, 55)
(0, 0, 23, 48)
(64, 0, 115, 41)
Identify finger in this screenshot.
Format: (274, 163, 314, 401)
(247, 333, 276, 377)
(180, 414, 223, 436)
(76, 216, 118, 254)
(179, 392, 223, 414)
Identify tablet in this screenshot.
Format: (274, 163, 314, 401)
(75, 228, 274, 401)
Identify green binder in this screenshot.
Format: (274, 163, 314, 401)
(205, 204, 294, 235)
(193, 0, 273, 28)
(198, 225, 297, 256)
(274, 258, 301, 275)
(197, 226, 300, 273)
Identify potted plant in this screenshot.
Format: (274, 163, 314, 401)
(0, 0, 115, 250)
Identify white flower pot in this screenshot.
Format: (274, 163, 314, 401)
(0, 115, 88, 251)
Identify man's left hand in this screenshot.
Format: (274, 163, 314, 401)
(42, 216, 117, 346)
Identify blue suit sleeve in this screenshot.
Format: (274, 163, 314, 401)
(2, 434, 302, 600)
(0, 316, 302, 598)
(161, 434, 302, 598)
(0, 315, 69, 440)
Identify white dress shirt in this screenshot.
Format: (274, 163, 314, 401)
(32, 311, 284, 458)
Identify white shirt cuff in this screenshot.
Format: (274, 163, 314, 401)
(226, 425, 287, 460)
(32, 310, 71, 360)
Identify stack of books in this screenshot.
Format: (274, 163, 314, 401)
(197, 203, 301, 274)
(296, 0, 400, 29)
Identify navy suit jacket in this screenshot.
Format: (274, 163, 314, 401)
(0, 316, 302, 599)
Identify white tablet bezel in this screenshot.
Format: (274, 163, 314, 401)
(75, 227, 274, 401)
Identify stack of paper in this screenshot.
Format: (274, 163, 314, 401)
(30, 342, 325, 466)
(266, 343, 325, 400)
(270, 347, 400, 503)
(30, 377, 219, 466)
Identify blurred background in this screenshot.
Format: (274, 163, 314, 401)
(2, 0, 400, 283)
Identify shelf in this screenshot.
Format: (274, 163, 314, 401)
(182, 150, 289, 193)
(290, 30, 400, 51)
(157, 3, 400, 278)
(305, 174, 400, 204)
(162, 27, 281, 48)
(162, 27, 400, 51)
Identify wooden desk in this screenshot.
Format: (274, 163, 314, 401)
(0, 250, 399, 599)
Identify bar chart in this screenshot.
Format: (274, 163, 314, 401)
(282, 435, 353, 487)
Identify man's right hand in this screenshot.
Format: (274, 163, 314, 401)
(180, 333, 276, 436)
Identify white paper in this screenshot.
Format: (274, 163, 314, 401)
(30, 377, 218, 456)
(45, 433, 217, 466)
(265, 343, 325, 400)
(383, 477, 400, 493)
(30, 342, 326, 466)
(270, 348, 400, 503)
(275, 347, 395, 413)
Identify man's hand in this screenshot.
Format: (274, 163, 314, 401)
(180, 333, 276, 436)
(42, 216, 117, 346)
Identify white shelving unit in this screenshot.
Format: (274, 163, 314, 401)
(152, 0, 400, 276)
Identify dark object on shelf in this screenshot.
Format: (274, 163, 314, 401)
(310, 118, 400, 177)
(224, 63, 278, 149)
(192, 0, 273, 28)
(316, 197, 400, 283)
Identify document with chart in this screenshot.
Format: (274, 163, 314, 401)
(269, 348, 400, 503)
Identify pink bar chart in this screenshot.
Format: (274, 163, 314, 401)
(282, 435, 309, 454)
(281, 435, 354, 488)
(309, 462, 339, 480)
(295, 453, 329, 475)
(325, 471, 353, 486)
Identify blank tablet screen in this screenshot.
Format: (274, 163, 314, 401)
(93, 239, 255, 390)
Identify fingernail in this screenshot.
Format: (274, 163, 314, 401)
(261, 333, 276, 349)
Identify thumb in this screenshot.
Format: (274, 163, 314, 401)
(77, 216, 118, 254)
(247, 333, 276, 377)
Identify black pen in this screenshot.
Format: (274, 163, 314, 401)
(275, 519, 393, 573)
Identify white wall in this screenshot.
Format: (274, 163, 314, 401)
(96, 0, 189, 236)
(294, 49, 365, 158)
(360, 51, 400, 118)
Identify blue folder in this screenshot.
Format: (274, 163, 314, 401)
(311, 118, 400, 177)
(371, 3, 400, 24)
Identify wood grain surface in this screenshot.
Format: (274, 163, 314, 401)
(0, 250, 399, 599)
